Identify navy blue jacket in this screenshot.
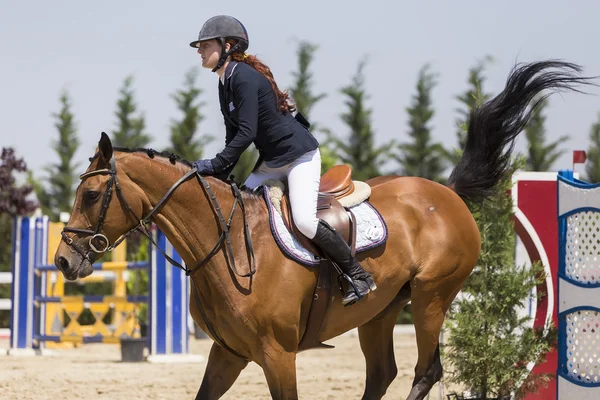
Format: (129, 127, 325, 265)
(210, 61, 319, 174)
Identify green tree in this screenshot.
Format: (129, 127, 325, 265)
(395, 63, 447, 182)
(585, 112, 600, 182)
(444, 157, 557, 400)
(166, 67, 214, 161)
(330, 59, 392, 181)
(111, 76, 151, 261)
(524, 97, 569, 171)
(30, 90, 80, 221)
(447, 56, 494, 164)
(290, 41, 326, 125)
(112, 75, 151, 149)
(288, 40, 338, 174)
(319, 146, 339, 175)
(229, 144, 260, 186)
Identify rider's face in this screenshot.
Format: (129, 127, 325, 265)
(197, 39, 229, 70)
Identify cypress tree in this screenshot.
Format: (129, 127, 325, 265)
(112, 75, 151, 149)
(331, 59, 392, 180)
(166, 67, 214, 161)
(524, 97, 569, 171)
(395, 63, 447, 182)
(30, 90, 80, 221)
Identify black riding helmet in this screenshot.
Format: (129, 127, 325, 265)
(190, 15, 249, 72)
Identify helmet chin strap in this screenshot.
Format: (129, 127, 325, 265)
(212, 38, 244, 73)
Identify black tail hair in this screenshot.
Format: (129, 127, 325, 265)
(448, 60, 597, 203)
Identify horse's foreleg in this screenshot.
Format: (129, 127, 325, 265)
(259, 342, 299, 400)
(195, 343, 249, 400)
(359, 283, 411, 400)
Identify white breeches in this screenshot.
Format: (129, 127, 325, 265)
(244, 149, 321, 239)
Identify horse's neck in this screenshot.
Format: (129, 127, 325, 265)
(122, 153, 247, 276)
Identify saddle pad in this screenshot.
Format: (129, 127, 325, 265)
(262, 186, 388, 267)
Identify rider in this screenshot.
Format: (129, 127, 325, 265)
(189, 15, 376, 306)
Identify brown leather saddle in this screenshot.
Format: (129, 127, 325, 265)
(277, 164, 361, 351)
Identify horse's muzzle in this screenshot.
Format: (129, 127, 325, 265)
(54, 248, 94, 281)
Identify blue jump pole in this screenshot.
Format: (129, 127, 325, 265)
(8, 216, 37, 355)
(147, 228, 194, 362)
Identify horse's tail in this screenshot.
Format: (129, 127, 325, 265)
(447, 60, 596, 203)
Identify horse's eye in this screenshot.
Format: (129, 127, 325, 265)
(85, 191, 101, 203)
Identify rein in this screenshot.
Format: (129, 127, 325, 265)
(61, 154, 256, 360)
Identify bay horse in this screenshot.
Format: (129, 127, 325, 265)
(54, 60, 593, 399)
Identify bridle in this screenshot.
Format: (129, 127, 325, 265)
(61, 157, 123, 261)
(60, 152, 256, 360)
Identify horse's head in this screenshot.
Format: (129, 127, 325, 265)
(54, 132, 147, 280)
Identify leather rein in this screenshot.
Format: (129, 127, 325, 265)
(60, 154, 256, 360)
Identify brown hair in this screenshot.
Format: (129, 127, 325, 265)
(226, 39, 295, 114)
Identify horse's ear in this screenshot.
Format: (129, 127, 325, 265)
(98, 132, 113, 161)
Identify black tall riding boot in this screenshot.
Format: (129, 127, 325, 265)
(311, 219, 377, 306)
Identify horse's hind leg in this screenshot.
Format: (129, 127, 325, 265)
(406, 274, 463, 400)
(359, 283, 411, 400)
(195, 343, 248, 400)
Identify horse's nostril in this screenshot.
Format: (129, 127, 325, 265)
(57, 256, 69, 272)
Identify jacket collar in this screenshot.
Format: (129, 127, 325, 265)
(220, 61, 239, 86)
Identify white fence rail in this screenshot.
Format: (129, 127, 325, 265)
(0, 272, 11, 339)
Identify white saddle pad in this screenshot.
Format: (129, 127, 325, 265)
(262, 185, 388, 267)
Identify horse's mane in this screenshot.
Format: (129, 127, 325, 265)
(89, 146, 194, 167)
(89, 146, 263, 201)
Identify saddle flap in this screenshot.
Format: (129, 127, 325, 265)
(281, 195, 320, 255)
(281, 194, 353, 256)
(297, 258, 337, 352)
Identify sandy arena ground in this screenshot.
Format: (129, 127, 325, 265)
(0, 330, 454, 400)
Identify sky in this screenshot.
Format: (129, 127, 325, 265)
(2, 0, 600, 180)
